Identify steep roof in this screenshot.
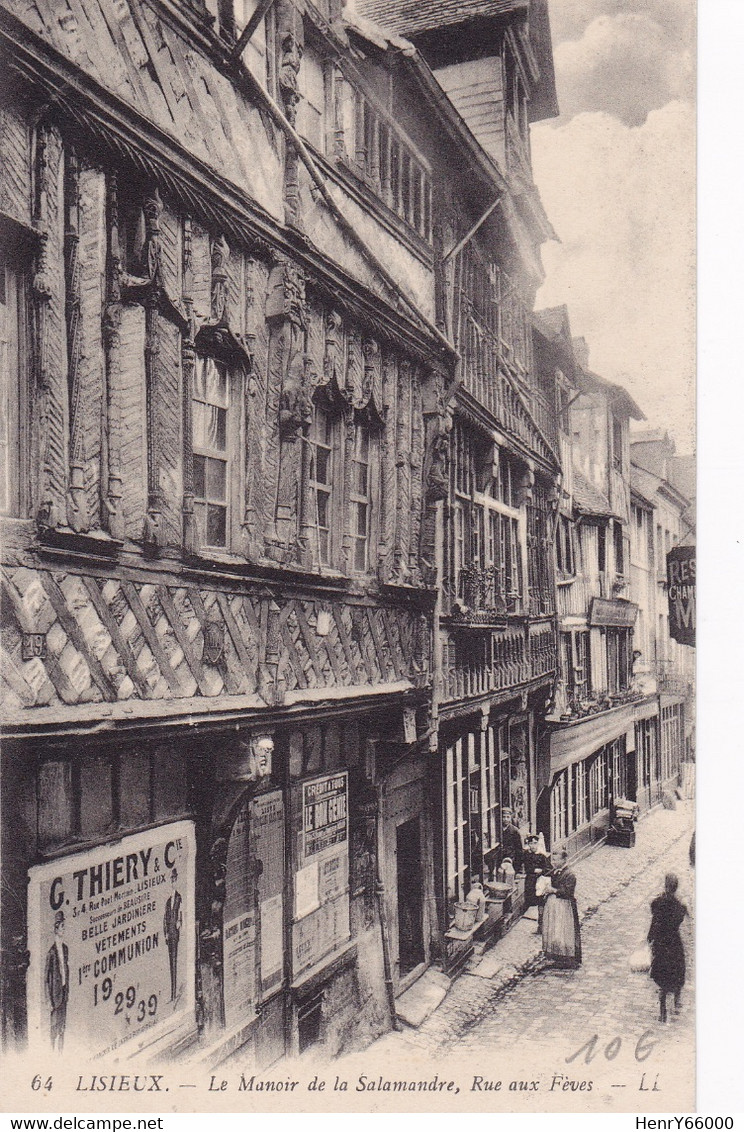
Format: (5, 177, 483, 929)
(352, 0, 529, 40)
(352, 0, 558, 121)
(533, 305, 577, 376)
(575, 368, 646, 422)
(533, 305, 571, 342)
(572, 470, 612, 518)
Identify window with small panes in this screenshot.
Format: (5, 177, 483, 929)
(193, 355, 230, 549)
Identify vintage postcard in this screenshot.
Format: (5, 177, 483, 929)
(0, 0, 699, 1117)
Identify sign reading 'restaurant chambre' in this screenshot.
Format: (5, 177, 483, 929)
(26, 821, 195, 1059)
(667, 545, 696, 647)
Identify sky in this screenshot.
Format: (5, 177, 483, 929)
(531, 0, 696, 454)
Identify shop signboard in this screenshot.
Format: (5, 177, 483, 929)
(589, 598, 638, 628)
(667, 545, 695, 646)
(26, 821, 195, 1058)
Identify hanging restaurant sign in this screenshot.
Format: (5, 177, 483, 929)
(667, 545, 696, 646)
(26, 821, 195, 1059)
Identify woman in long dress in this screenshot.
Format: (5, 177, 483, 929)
(648, 873, 687, 1022)
(541, 847, 582, 968)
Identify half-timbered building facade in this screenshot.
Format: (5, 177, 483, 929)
(355, 0, 562, 964)
(0, 0, 564, 1061)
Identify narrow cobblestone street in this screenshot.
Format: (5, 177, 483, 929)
(338, 800, 695, 1110)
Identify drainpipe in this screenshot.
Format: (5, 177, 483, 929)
(375, 778, 402, 1031)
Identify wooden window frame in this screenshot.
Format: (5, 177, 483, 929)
(308, 400, 337, 567)
(571, 758, 588, 830)
(298, 42, 327, 152)
(551, 768, 568, 843)
(349, 418, 373, 575)
(192, 353, 240, 553)
(0, 243, 30, 518)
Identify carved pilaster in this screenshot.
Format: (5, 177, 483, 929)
(393, 358, 412, 580)
(323, 309, 343, 388)
(361, 336, 379, 405)
(32, 124, 63, 534)
(102, 173, 124, 540)
(142, 188, 164, 551)
(419, 399, 450, 586)
(242, 257, 263, 560)
(64, 148, 89, 533)
(265, 256, 308, 559)
(377, 351, 397, 580)
(210, 233, 230, 325)
(408, 365, 423, 581)
(277, 0, 304, 227)
(181, 217, 197, 553)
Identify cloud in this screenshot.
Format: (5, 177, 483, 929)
(547, 5, 694, 126)
(547, 0, 693, 53)
(554, 13, 693, 125)
(532, 101, 695, 452)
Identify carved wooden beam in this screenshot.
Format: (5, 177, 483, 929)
(142, 187, 165, 551)
(181, 216, 197, 554)
(32, 123, 67, 536)
(63, 147, 89, 534)
(102, 172, 124, 540)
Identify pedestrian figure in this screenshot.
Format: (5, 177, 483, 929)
(648, 873, 687, 1023)
(541, 847, 582, 969)
(523, 834, 551, 932)
(501, 808, 524, 874)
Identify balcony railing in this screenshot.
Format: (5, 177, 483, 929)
(551, 686, 645, 724)
(442, 618, 556, 703)
(454, 564, 517, 623)
(452, 246, 556, 466)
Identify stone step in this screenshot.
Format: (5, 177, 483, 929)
(395, 968, 451, 1029)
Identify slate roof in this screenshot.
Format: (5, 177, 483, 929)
(353, 0, 529, 39)
(572, 470, 612, 518)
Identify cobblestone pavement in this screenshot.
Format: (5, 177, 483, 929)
(368, 800, 695, 1071)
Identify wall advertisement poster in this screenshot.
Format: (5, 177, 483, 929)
(26, 821, 196, 1059)
(292, 773, 350, 977)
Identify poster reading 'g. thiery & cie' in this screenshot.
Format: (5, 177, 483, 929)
(26, 822, 195, 1060)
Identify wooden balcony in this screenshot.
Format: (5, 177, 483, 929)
(442, 617, 556, 704)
